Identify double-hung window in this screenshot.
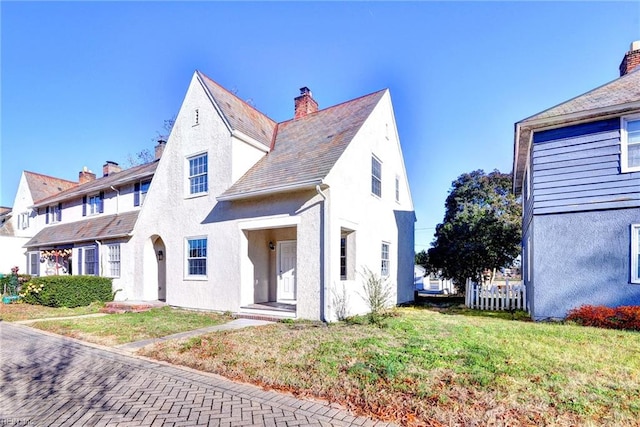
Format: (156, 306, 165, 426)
(632, 224, 640, 284)
(621, 116, 640, 172)
(83, 246, 98, 276)
(371, 155, 382, 197)
(186, 238, 207, 277)
(107, 244, 121, 278)
(83, 192, 104, 216)
(381, 242, 390, 276)
(188, 153, 208, 195)
(134, 180, 151, 206)
(46, 204, 62, 224)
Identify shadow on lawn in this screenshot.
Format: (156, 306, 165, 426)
(409, 297, 532, 322)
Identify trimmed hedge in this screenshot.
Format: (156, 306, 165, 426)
(20, 275, 114, 308)
(566, 305, 640, 331)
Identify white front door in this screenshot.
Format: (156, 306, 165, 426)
(277, 241, 296, 301)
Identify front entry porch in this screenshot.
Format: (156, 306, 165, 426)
(240, 222, 298, 318)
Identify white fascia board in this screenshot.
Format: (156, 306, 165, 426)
(237, 215, 302, 231)
(521, 101, 640, 129)
(232, 130, 270, 153)
(217, 180, 325, 201)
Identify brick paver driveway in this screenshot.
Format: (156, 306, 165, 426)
(0, 323, 394, 427)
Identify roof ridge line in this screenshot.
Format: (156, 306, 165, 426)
(277, 88, 387, 126)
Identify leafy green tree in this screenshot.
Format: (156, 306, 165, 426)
(427, 169, 521, 292)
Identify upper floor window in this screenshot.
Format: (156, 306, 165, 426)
(381, 242, 390, 276)
(46, 203, 61, 224)
(83, 192, 104, 216)
(134, 180, 151, 206)
(621, 116, 640, 172)
(371, 155, 382, 197)
(188, 153, 208, 195)
(18, 212, 30, 229)
(632, 224, 640, 284)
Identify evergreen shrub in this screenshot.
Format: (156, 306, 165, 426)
(20, 275, 113, 307)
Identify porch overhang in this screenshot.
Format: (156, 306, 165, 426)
(217, 180, 326, 202)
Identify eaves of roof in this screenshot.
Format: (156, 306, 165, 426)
(512, 69, 640, 194)
(32, 161, 158, 207)
(24, 211, 139, 247)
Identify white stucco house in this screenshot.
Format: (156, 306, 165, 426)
(21, 71, 416, 321)
(0, 171, 76, 273)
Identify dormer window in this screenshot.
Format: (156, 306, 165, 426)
(621, 116, 640, 172)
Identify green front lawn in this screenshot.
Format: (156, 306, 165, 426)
(29, 307, 232, 346)
(140, 307, 640, 426)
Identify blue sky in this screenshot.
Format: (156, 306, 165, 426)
(2, 1, 639, 251)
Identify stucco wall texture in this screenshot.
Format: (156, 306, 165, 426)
(532, 208, 640, 319)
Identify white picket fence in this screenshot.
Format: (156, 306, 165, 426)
(465, 280, 528, 311)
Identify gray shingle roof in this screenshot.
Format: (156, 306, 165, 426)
(24, 211, 139, 247)
(220, 89, 387, 199)
(513, 68, 640, 194)
(24, 172, 77, 203)
(197, 71, 275, 148)
(33, 161, 158, 207)
(522, 68, 640, 123)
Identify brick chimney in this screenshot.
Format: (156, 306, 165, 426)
(620, 41, 640, 76)
(102, 161, 121, 177)
(155, 139, 167, 160)
(79, 167, 96, 184)
(294, 87, 318, 119)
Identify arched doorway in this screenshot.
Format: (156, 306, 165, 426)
(152, 236, 167, 301)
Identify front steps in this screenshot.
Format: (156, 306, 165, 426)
(101, 300, 166, 314)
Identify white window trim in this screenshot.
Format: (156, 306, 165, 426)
(381, 241, 390, 277)
(621, 115, 640, 173)
(371, 154, 382, 198)
(106, 243, 121, 278)
(632, 224, 640, 284)
(185, 236, 208, 280)
(88, 194, 101, 216)
(185, 151, 208, 199)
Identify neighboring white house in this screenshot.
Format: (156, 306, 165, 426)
(20, 71, 416, 321)
(0, 171, 76, 273)
(25, 157, 160, 294)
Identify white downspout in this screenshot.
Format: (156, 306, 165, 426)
(316, 184, 330, 322)
(95, 240, 103, 276)
(110, 186, 119, 215)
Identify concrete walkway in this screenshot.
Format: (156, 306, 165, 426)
(115, 318, 274, 352)
(0, 320, 396, 426)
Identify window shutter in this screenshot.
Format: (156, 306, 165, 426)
(99, 192, 104, 213)
(57, 203, 62, 222)
(35, 253, 40, 276)
(82, 196, 87, 217)
(134, 182, 140, 207)
(45, 206, 50, 224)
(78, 248, 83, 275)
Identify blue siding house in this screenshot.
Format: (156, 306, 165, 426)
(513, 41, 640, 320)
